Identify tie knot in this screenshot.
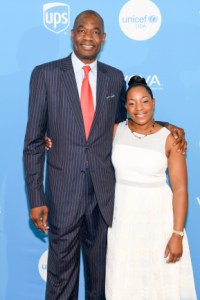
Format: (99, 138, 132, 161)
(83, 65, 91, 77)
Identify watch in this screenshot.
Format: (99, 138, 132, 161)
(173, 230, 184, 237)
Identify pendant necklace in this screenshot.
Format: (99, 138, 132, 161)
(130, 120, 156, 139)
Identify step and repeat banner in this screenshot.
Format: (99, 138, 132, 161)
(0, 0, 200, 299)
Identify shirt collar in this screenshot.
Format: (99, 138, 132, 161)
(71, 52, 97, 74)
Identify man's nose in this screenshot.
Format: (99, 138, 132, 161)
(84, 30, 93, 39)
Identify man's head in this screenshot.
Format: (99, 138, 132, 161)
(71, 10, 106, 64)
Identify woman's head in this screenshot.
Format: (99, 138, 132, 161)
(126, 75, 153, 99)
(126, 75, 155, 126)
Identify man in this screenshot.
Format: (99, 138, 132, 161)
(23, 10, 185, 300)
(24, 10, 126, 300)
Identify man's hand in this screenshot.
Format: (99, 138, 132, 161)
(167, 124, 187, 155)
(44, 136, 52, 150)
(30, 206, 49, 234)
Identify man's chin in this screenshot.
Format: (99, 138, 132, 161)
(81, 54, 97, 61)
(75, 51, 98, 63)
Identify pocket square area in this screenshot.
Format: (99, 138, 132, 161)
(106, 94, 116, 100)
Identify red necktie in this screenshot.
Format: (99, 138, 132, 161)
(80, 66, 94, 140)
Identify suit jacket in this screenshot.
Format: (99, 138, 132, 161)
(23, 54, 126, 227)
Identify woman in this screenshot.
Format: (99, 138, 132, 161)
(105, 76, 197, 299)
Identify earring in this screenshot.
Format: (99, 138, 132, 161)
(126, 113, 129, 125)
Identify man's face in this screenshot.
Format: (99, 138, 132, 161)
(71, 13, 106, 64)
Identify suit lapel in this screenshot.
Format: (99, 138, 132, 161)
(60, 57, 109, 141)
(89, 62, 109, 136)
(60, 56, 85, 138)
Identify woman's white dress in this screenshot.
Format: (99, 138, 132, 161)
(105, 122, 197, 300)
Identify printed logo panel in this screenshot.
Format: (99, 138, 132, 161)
(119, 0, 162, 41)
(38, 250, 48, 281)
(125, 74, 163, 90)
(43, 3, 70, 34)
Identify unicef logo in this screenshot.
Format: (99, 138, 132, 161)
(43, 3, 70, 34)
(148, 15, 158, 23)
(38, 250, 48, 281)
(119, 0, 162, 41)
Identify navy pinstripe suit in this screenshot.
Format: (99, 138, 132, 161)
(23, 54, 126, 299)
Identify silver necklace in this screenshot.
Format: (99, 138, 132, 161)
(130, 121, 155, 139)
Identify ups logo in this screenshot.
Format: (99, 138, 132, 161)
(43, 3, 70, 34)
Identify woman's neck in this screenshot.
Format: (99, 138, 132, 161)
(128, 119, 155, 135)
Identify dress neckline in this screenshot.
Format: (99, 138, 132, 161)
(126, 121, 165, 138)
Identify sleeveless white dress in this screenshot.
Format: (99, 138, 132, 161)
(105, 122, 197, 300)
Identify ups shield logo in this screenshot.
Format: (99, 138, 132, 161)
(43, 3, 70, 34)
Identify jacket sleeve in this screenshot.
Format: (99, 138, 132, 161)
(23, 66, 48, 208)
(115, 74, 127, 124)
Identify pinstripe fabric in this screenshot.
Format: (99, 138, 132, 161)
(46, 221, 81, 299)
(23, 54, 126, 299)
(81, 203, 108, 300)
(46, 181, 107, 300)
(23, 54, 126, 227)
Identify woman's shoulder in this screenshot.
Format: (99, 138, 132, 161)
(113, 121, 126, 140)
(155, 125, 171, 137)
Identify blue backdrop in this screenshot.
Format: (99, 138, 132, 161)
(0, 1, 200, 299)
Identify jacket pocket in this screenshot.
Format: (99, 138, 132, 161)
(47, 160, 63, 171)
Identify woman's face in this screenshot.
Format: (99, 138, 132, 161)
(126, 86, 155, 125)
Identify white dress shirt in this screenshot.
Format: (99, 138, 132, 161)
(71, 52, 97, 110)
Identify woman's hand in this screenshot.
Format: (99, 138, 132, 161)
(44, 136, 52, 150)
(164, 234, 183, 263)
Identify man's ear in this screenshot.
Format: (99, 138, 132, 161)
(102, 33, 106, 45)
(71, 29, 74, 42)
